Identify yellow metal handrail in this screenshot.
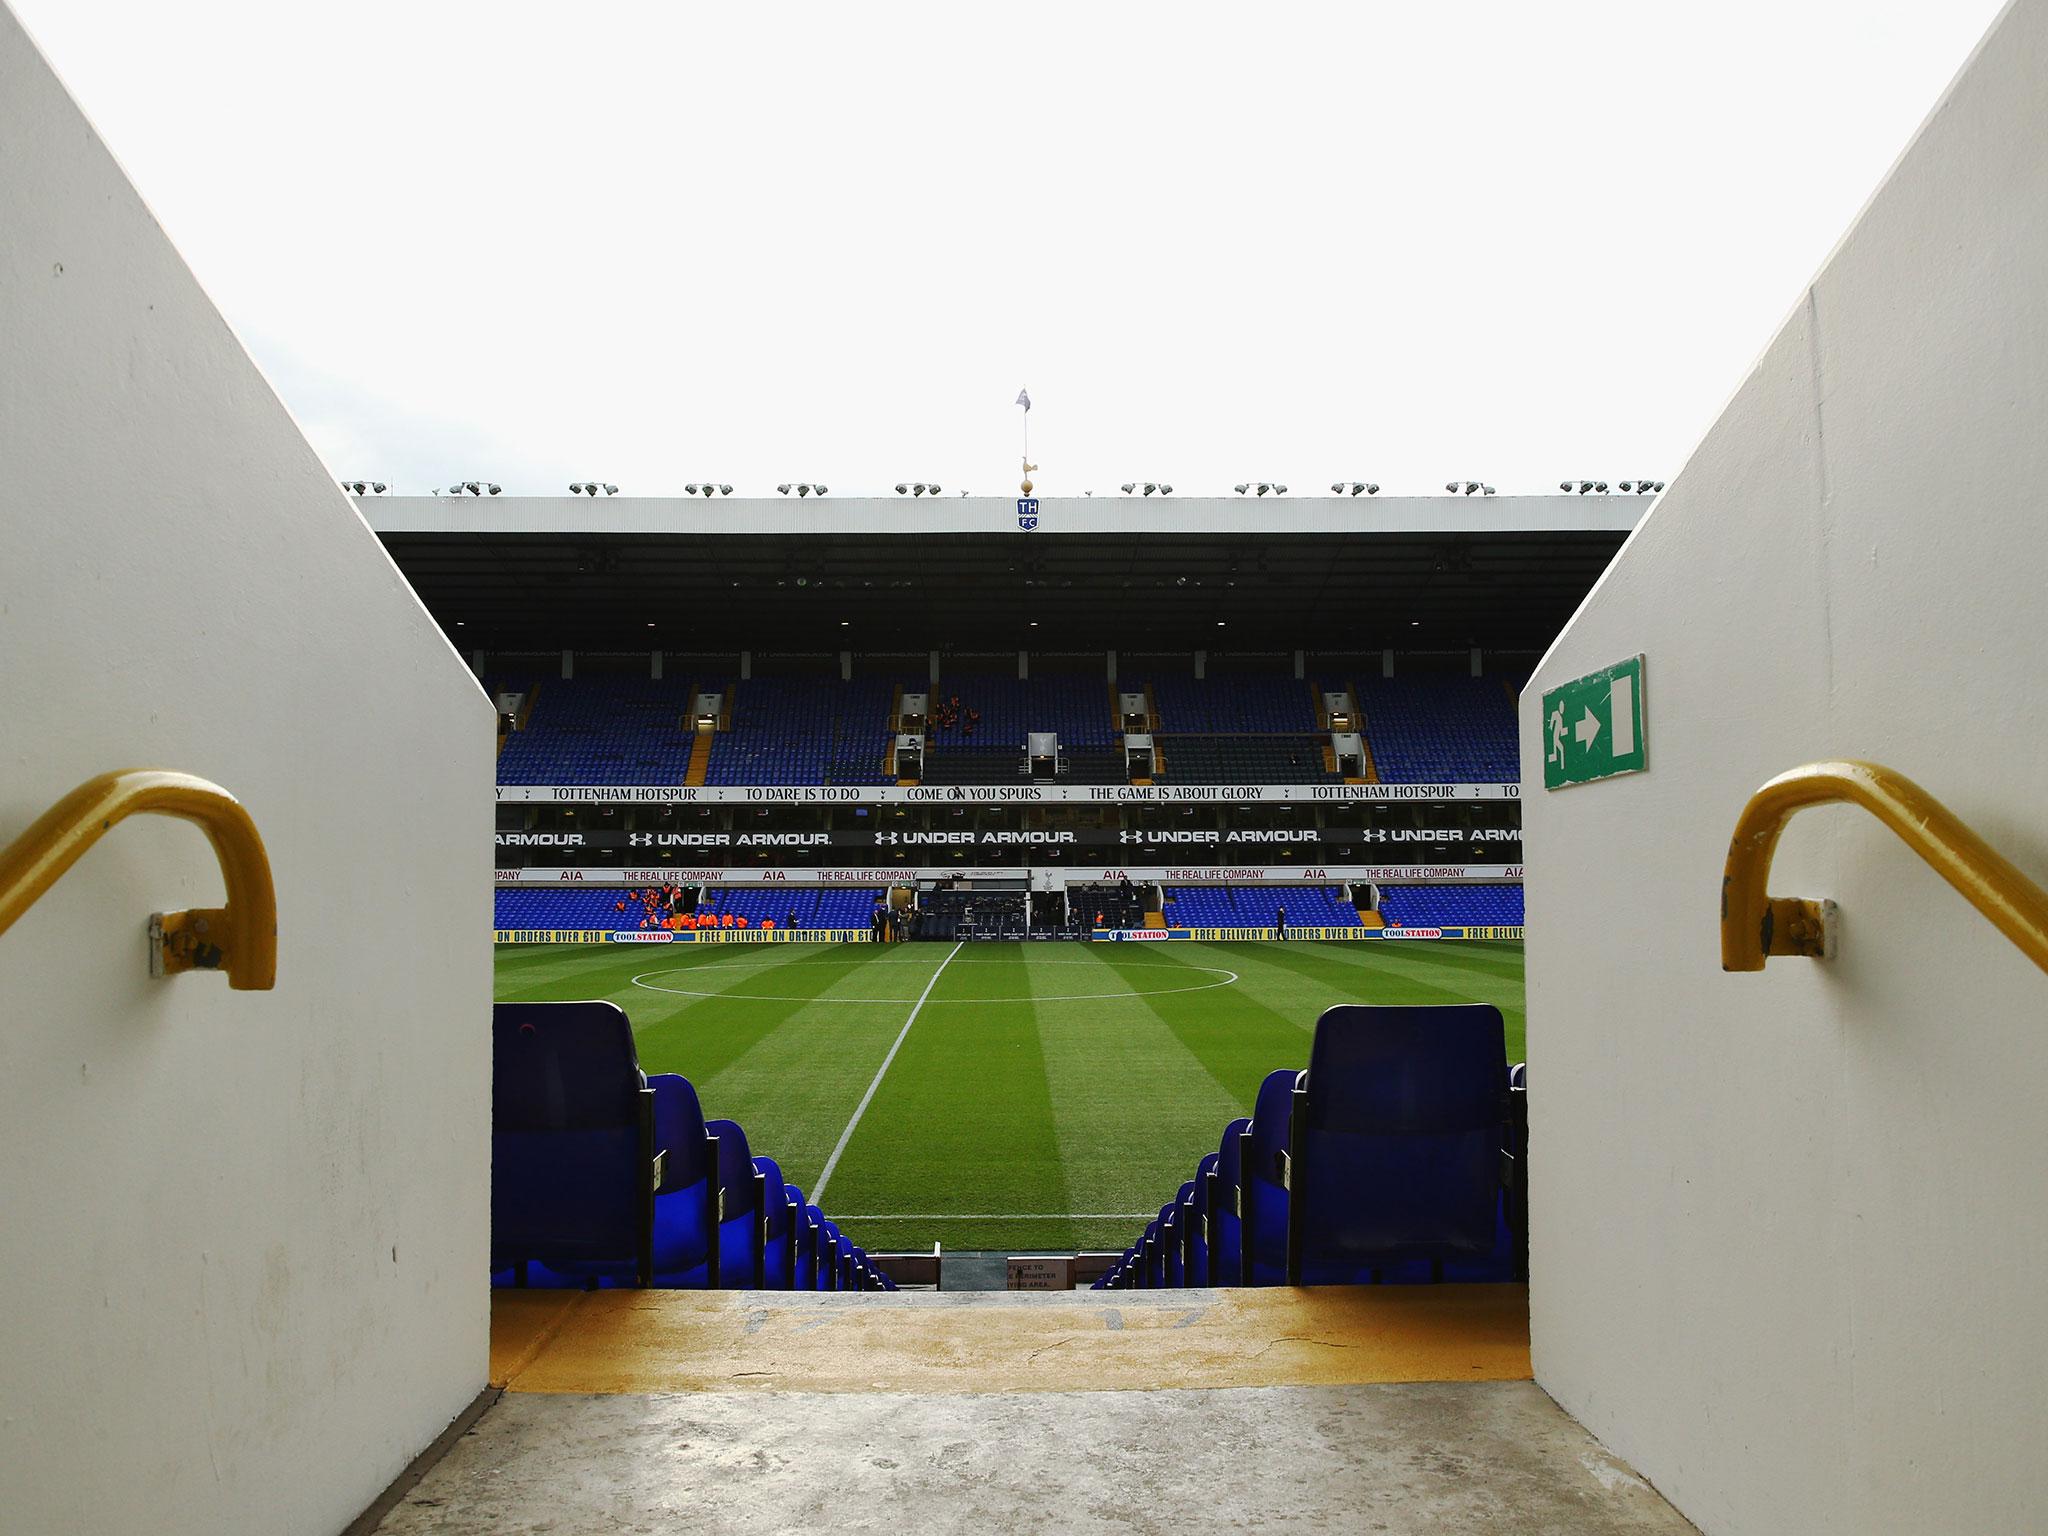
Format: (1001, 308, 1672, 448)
(1722, 760, 2048, 975)
(0, 771, 277, 989)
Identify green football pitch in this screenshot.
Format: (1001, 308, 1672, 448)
(493, 938, 1525, 1255)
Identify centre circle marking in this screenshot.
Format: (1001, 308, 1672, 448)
(628, 958, 1240, 1005)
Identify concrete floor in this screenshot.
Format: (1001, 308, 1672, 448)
(372, 1381, 1697, 1535)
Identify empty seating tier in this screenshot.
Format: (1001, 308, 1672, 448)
(1161, 886, 1360, 928)
(1377, 884, 1524, 928)
(1358, 678, 1518, 783)
(496, 887, 883, 932)
(1097, 1003, 1527, 1291)
(492, 1001, 895, 1293)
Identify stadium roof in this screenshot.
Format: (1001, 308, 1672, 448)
(368, 493, 1644, 654)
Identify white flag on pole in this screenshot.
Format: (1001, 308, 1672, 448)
(1015, 388, 1031, 412)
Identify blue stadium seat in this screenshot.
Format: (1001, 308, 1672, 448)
(1184, 1152, 1220, 1286)
(649, 1074, 721, 1287)
(1283, 1003, 1520, 1286)
(704, 1117, 764, 1288)
(802, 1203, 832, 1291)
(491, 1001, 656, 1287)
(1209, 1116, 1250, 1287)
(754, 1157, 799, 1290)
(1243, 1068, 1300, 1286)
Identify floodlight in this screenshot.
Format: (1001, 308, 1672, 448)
(1274, 484, 1287, 495)
(372, 482, 386, 494)
(1257, 483, 1271, 495)
(1332, 483, 1345, 494)
(719, 485, 732, 495)
(1159, 484, 1172, 495)
(1234, 484, 1249, 495)
(604, 484, 617, 495)
(1364, 483, 1378, 494)
(896, 483, 908, 494)
(686, 483, 700, 495)
(488, 484, 501, 495)
(1144, 483, 1157, 495)
(1594, 481, 1607, 493)
(1122, 483, 1136, 493)
(778, 483, 792, 494)
(929, 484, 940, 495)
(814, 485, 827, 495)
(1447, 483, 1460, 493)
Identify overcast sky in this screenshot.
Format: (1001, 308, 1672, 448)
(15, 0, 2007, 499)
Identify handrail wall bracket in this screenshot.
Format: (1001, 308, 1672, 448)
(0, 771, 277, 990)
(1722, 759, 2048, 976)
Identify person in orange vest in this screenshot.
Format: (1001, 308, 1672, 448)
(736, 916, 749, 930)
(721, 912, 735, 928)
(762, 919, 775, 931)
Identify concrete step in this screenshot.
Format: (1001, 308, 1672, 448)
(490, 1284, 1533, 1396)
(359, 1288, 1698, 1535)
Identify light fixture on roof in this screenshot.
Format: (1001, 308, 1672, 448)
(1331, 481, 1378, 497)
(340, 480, 388, 496)
(1233, 483, 1250, 495)
(1121, 483, 1136, 494)
(777, 483, 792, 495)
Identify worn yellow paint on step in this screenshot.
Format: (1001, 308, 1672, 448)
(490, 1285, 1531, 1396)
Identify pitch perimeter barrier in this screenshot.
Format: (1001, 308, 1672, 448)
(1091, 925, 1525, 942)
(494, 928, 872, 945)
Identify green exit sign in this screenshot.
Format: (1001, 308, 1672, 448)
(1542, 655, 1647, 789)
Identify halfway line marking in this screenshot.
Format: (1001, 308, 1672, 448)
(810, 939, 964, 1206)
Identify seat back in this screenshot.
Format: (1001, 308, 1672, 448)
(1210, 1116, 1249, 1286)
(1244, 1068, 1300, 1285)
(1167, 1182, 1195, 1286)
(754, 1157, 796, 1289)
(1288, 1003, 1508, 1283)
(705, 1118, 763, 1287)
(491, 1002, 654, 1280)
(645, 1073, 717, 1284)
(1185, 1153, 1219, 1286)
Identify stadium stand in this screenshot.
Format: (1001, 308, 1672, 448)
(1160, 886, 1360, 928)
(923, 673, 1119, 748)
(1096, 1005, 1527, 1290)
(495, 887, 883, 931)
(491, 1002, 894, 1292)
(1357, 677, 1519, 782)
(495, 676, 700, 784)
(1143, 675, 1319, 733)
(695, 888, 884, 929)
(706, 676, 900, 786)
(1377, 883, 1524, 928)
(494, 672, 1526, 788)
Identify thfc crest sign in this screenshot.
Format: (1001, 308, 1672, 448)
(1017, 497, 1039, 531)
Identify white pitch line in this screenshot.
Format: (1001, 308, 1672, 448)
(810, 940, 963, 1206)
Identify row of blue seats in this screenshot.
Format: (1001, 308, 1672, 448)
(1096, 1004, 1527, 1289)
(492, 1002, 894, 1291)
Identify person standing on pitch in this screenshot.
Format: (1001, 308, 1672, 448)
(1274, 903, 1288, 941)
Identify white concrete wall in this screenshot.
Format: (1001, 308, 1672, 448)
(0, 9, 493, 1534)
(1522, 2, 2048, 1530)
